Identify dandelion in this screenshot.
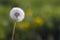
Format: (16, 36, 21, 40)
(34, 17, 44, 26)
(25, 9, 32, 16)
(18, 22, 30, 29)
(10, 7, 25, 40)
(10, 7, 25, 22)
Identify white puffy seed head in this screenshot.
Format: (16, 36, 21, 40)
(10, 7, 25, 22)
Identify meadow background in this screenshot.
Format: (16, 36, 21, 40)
(0, 0, 60, 40)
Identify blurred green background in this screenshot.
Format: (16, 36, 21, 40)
(0, 0, 60, 40)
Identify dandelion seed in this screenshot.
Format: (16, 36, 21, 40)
(10, 7, 25, 22)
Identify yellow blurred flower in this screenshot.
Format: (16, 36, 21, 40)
(18, 22, 30, 29)
(34, 17, 44, 26)
(25, 9, 32, 16)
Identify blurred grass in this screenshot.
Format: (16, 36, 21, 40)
(0, 0, 60, 40)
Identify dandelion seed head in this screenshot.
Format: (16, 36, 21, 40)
(10, 7, 25, 22)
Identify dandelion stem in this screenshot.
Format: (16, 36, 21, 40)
(12, 22, 16, 40)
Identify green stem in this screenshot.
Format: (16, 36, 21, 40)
(12, 22, 16, 40)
